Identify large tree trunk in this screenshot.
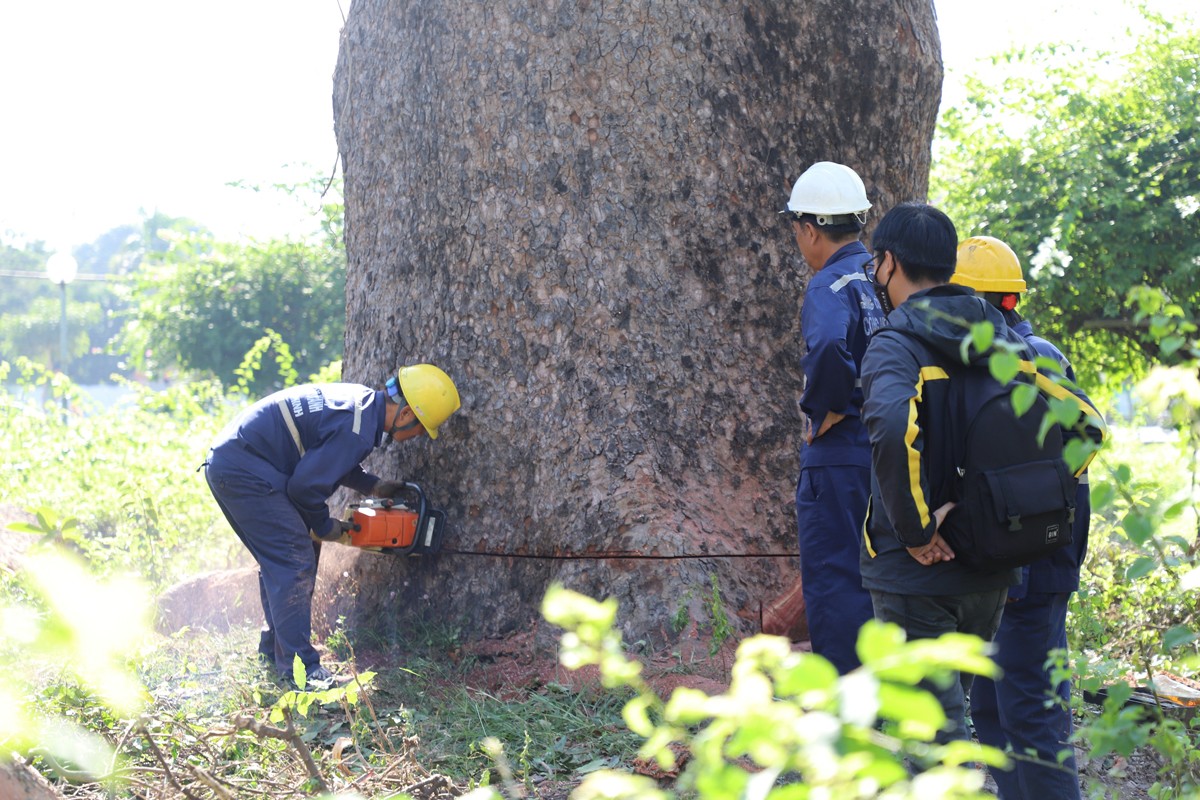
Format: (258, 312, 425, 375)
(321, 0, 941, 647)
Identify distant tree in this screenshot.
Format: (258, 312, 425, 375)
(0, 238, 113, 378)
(121, 233, 347, 393)
(0, 296, 99, 371)
(932, 18, 1200, 385)
(0, 236, 48, 274)
(3, 190, 347, 388)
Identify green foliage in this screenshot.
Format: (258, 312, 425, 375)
(308, 358, 344, 384)
(932, 18, 1200, 387)
(1067, 289, 1200, 798)
(7, 506, 84, 548)
(0, 295, 102, 371)
(423, 679, 641, 786)
(275, 656, 377, 723)
(121, 227, 346, 394)
(541, 583, 1006, 800)
(2, 183, 346, 392)
(664, 575, 735, 656)
(0, 360, 237, 588)
(0, 545, 152, 776)
(0, 214, 206, 383)
(705, 573, 733, 656)
(233, 329, 300, 397)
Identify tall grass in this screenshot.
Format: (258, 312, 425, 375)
(1, 361, 244, 588)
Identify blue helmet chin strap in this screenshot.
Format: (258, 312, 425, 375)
(389, 412, 421, 437)
(385, 379, 420, 436)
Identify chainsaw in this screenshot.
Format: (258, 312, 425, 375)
(339, 481, 447, 556)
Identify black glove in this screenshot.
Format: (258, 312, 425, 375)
(314, 518, 354, 542)
(373, 479, 406, 498)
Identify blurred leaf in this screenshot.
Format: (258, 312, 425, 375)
(971, 322, 995, 355)
(773, 652, 839, 697)
(1011, 382, 1039, 417)
(1125, 556, 1158, 580)
(1090, 480, 1116, 510)
(988, 351, 1020, 385)
(1162, 625, 1197, 651)
(1121, 513, 1155, 546)
(876, 682, 944, 740)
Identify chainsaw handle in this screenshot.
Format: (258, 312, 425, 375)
(382, 482, 428, 556)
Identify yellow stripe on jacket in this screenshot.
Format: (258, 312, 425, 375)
(1019, 360, 1109, 476)
(905, 366, 950, 531)
(864, 364, 949, 558)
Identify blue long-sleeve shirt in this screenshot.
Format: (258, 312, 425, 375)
(212, 383, 390, 538)
(1008, 317, 1093, 597)
(799, 241, 886, 468)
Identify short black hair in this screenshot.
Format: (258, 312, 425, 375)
(791, 212, 864, 238)
(870, 202, 957, 284)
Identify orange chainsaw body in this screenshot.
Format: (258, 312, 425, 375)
(343, 485, 447, 556)
(349, 504, 420, 549)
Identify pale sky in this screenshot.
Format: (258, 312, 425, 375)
(0, 0, 1193, 253)
(0, 1, 345, 251)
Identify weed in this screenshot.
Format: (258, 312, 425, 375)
(706, 573, 733, 656)
(670, 589, 695, 635)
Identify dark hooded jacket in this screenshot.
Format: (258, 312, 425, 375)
(858, 285, 1105, 595)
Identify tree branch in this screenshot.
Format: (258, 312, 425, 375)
(232, 710, 329, 794)
(136, 722, 204, 800)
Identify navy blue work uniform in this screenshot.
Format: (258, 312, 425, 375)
(796, 240, 885, 674)
(205, 383, 389, 676)
(970, 317, 1091, 800)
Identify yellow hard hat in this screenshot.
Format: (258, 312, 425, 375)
(396, 364, 461, 440)
(952, 236, 1028, 293)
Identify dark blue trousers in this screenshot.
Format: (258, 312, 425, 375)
(971, 592, 1080, 799)
(796, 464, 875, 674)
(205, 444, 323, 677)
(871, 588, 1009, 743)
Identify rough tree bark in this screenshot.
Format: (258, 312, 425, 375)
(320, 0, 942, 647)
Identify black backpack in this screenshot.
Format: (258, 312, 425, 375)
(937, 361, 1077, 571)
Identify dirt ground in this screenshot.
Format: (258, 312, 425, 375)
(432, 631, 1172, 800)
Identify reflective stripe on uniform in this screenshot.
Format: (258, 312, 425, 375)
(276, 399, 306, 457)
(862, 496, 876, 558)
(829, 271, 870, 293)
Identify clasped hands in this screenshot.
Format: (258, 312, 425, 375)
(906, 501, 956, 566)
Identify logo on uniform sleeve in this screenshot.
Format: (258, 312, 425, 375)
(289, 389, 326, 417)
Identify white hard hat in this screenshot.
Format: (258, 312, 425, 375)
(783, 161, 871, 225)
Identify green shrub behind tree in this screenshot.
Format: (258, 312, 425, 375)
(932, 16, 1200, 387)
(122, 233, 347, 394)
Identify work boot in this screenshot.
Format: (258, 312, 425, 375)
(257, 629, 275, 664)
(305, 664, 336, 689)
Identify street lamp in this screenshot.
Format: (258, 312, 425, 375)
(45, 252, 78, 373)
